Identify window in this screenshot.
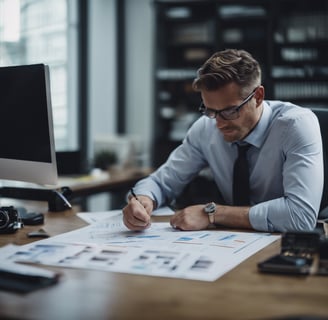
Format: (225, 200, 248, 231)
(0, 0, 79, 152)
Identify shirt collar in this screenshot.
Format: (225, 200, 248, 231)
(243, 101, 272, 148)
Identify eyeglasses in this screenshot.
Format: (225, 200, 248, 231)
(199, 87, 258, 121)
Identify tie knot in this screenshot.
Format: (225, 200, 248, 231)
(237, 144, 250, 156)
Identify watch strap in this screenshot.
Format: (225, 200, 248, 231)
(204, 202, 216, 225)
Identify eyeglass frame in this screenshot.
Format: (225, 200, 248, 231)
(198, 86, 259, 121)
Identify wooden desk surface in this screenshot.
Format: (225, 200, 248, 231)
(59, 167, 152, 198)
(0, 206, 327, 320)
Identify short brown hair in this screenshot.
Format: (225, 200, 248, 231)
(192, 49, 261, 95)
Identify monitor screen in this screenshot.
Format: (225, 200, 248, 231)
(0, 64, 58, 186)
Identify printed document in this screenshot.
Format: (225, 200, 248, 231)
(4, 211, 279, 282)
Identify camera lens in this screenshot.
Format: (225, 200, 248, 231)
(0, 210, 10, 230)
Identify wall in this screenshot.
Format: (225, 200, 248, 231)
(88, 0, 154, 167)
(87, 0, 117, 210)
(88, 0, 117, 162)
(124, 0, 155, 167)
(86, 0, 154, 210)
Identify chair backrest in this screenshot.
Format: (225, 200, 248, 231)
(310, 107, 328, 219)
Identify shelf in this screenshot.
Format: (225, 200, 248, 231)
(217, 4, 267, 20)
(160, 1, 217, 21)
(153, 0, 328, 167)
(156, 68, 197, 80)
(166, 21, 216, 46)
(273, 46, 328, 65)
(271, 66, 328, 80)
(274, 82, 328, 100)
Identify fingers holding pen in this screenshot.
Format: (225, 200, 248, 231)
(123, 214, 151, 231)
(131, 197, 151, 223)
(122, 196, 152, 231)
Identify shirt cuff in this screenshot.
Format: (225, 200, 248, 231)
(248, 204, 270, 232)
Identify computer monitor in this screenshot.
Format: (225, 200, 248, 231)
(0, 64, 58, 186)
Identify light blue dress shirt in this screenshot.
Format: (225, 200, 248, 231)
(134, 101, 324, 232)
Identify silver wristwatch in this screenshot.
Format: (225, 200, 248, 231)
(204, 202, 216, 225)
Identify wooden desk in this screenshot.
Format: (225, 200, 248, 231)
(58, 167, 152, 210)
(60, 167, 152, 198)
(0, 206, 327, 320)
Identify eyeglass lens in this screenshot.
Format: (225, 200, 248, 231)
(199, 88, 257, 120)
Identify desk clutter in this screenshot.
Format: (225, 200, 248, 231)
(0, 245, 60, 294)
(0, 186, 73, 212)
(0, 262, 60, 294)
(0, 206, 44, 235)
(258, 231, 328, 276)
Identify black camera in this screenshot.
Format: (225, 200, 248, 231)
(0, 206, 23, 234)
(258, 231, 321, 275)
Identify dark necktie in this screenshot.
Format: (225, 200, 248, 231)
(233, 144, 251, 206)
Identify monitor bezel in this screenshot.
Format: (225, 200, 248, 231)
(0, 64, 58, 186)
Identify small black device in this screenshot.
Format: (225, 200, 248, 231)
(0, 186, 72, 212)
(317, 237, 328, 275)
(0, 206, 23, 234)
(16, 207, 44, 225)
(258, 231, 321, 275)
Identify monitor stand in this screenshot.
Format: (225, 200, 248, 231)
(0, 186, 72, 212)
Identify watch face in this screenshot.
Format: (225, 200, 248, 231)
(205, 202, 216, 214)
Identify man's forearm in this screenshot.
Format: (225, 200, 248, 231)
(214, 205, 252, 229)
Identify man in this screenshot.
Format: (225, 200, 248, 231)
(123, 49, 323, 233)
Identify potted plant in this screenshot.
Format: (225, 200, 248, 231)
(93, 149, 118, 171)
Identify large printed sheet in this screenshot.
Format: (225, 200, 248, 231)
(3, 211, 279, 282)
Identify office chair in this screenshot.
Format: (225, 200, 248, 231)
(311, 107, 328, 221)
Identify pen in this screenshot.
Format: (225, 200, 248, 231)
(130, 188, 139, 202)
(130, 188, 146, 211)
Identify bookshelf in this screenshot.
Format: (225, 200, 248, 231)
(152, 0, 328, 167)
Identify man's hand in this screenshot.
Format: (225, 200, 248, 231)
(122, 195, 154, 231)
(170, 204, 252, 231)
(170, 205, 209, 231)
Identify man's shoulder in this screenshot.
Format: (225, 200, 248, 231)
(263, 101, 321, 148)
(266, 100, 316, 122)
(189, 115, 217, 135)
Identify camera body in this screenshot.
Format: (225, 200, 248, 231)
(258, 231, 321, 275)
(0, 206, 22, 234)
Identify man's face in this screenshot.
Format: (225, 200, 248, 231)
(201, 83, 263, 142)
